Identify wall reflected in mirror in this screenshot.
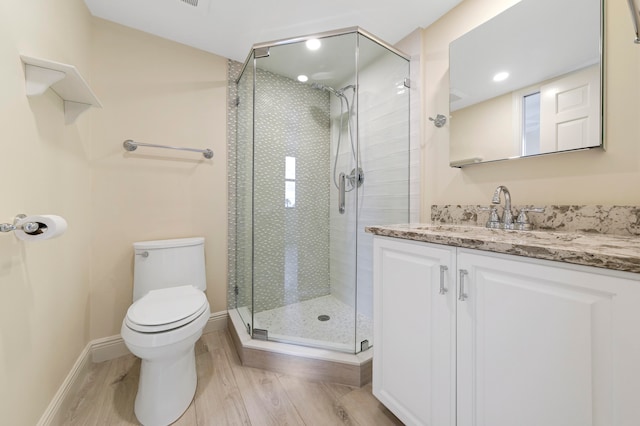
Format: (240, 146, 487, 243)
(449, 0, 603, 167)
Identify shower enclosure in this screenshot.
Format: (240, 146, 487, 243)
(229, 28, 411, 354)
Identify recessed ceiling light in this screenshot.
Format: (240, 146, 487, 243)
(493, 71, 509, 82)
(297, 75, 309, 82)
(306, 39, 321, 51)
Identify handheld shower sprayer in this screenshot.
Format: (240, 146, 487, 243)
(310, 81, 362, 201)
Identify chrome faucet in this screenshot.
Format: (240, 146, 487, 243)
(492, 185, 514, 229)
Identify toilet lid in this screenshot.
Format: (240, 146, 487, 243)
(125, 285, 208, 333)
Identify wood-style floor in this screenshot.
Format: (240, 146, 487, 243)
(64, 330, 404, 425)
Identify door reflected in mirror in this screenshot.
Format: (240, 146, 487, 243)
(449, 0, 603, 167)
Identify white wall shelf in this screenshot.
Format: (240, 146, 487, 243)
(20, 55, 102, 124)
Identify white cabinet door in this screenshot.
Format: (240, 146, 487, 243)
(457, 249, 640, 426)
(373, 236, 456, 426)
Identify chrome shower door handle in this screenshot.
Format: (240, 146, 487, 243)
(338, 172, 346, 214)
(459, 269, 468, 301)
(439, 265, 448, 295)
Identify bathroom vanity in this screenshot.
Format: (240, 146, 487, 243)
(367, 222, 640, 426)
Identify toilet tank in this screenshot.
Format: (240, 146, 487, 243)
(132, 237, 206, 302)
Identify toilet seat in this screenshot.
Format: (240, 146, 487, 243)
(125, 285, 208, 333)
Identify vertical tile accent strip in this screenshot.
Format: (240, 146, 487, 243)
(227, 59, 242, 310)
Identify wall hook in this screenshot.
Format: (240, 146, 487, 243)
(429, 114, 447, 128)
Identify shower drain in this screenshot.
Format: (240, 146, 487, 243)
(317, 314, 330, 321)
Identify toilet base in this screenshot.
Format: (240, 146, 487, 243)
(132, 331, 202, 426)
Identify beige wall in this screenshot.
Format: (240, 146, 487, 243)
(421, 0, 640, 217)
(0, 3, 228, 423)
(89, 19, 228, 339)
(0, 1, 93, 424)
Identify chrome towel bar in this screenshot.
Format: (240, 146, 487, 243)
(123, 139, 214, 159)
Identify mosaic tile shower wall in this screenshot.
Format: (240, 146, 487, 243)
(253, 68, 332, 312)
(229, 62, 332, 314)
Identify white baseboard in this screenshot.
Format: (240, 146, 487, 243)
(90, 310, 228, 362)
(37, 344, 92, 426)
(90, 334, 130, 363)
(203, 309, 228, 334)
(37, 310, 229, 425)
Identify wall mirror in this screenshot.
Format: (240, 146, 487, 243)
(448, 0, 603, 167)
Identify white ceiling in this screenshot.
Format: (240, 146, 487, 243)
(83, 0, 462, 62)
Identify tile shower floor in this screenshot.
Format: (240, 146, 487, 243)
(237, 295, 373, 352)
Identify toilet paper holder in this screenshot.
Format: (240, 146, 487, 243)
(0, 214, 40, 234)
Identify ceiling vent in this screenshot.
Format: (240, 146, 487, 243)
(180, 0, 198, 6)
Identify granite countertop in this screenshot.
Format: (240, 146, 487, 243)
(365, 223, 640, 274)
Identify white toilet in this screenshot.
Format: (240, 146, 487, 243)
(121, 237, 210, 426)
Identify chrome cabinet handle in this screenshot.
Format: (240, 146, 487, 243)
(136, 251, 149, 258)
(459, 269, 468, 301)
(439, 265, 448, 295)
(338, 172, 346, 214)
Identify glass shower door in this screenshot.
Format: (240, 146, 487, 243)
(233, 51, 254, 335)
(355, 33, 411, 352)
(250, 33, 359, 352)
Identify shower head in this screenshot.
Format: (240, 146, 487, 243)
(311, 83, 357, 97)
(310, 82, 340, 96)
